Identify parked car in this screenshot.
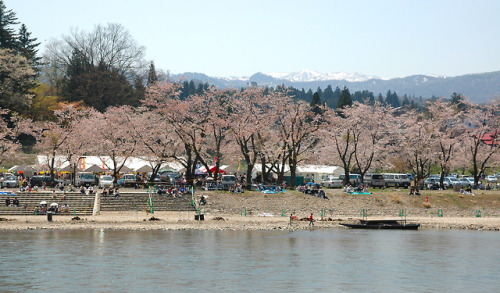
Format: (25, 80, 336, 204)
(0, 173, 15, 187)
(221, 175, 237, 189)
(2, 175, 19, 188)
(30, 176, 63, 187)
(485, 175, 498, 184)
(321, 176, 343, 188)
(75, 172, 96, 187)
(98, 175, 114, 188)
(363, 173, 385, 188)
(339, 174, 361, 186)
(382, 173, 411, 188)
(460, 177, 477, 187)
(120, 174, 137, 187)
(445, 177, 461, 187)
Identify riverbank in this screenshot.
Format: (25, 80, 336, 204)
(1, 212, 500, 231)
(1, 188, 499, 231)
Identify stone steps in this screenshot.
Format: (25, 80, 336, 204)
(0, 192, 95, 216)
(100, 193, 196, 212)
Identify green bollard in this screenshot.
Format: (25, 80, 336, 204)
(476, 210, 482, 217)
(399, 209, 405, 217)
(437, 209, 444, 217)
(73, 208, 76, 217)
(281, 209, 286, 217)
(241, 208, 247, 217)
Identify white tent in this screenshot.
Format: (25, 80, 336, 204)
(136, 165, 153, 173)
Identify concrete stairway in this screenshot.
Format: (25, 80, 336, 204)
(100, 192, 196, 212)
(0, 191, 95, 216)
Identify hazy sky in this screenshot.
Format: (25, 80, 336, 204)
(7, 0, 500, 78)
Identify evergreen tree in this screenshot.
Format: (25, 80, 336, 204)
(450, 92, 466, 111)
(322, 85, 334, 108)
(378, 93, 384, 104)
(385, 90, 400, 108)
(402, 94, 410, 108)
(134, 75, 146, 101)
(0, 0, 18, 50)
(146, 61, 158, 86)
(310, 92, 321, 107)
(337, 86, 352, 109)
(188, 80, 196, 96)
(316, 86, 323, 100)
(17, 23, 41, 72)
(62, 50, 138, 111)
(310, 92, 322, 115)
(305, 89, 313, 102)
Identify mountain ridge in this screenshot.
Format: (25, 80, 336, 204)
(170, 70, 500, 104)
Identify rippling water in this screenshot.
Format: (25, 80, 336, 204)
(1, 229, 499, 292)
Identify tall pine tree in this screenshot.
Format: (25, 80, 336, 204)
(17, 23, 41, 72)
(147, 61, 158, 86)
(0, 0, 18, 50)
(337, 86, 352, 109)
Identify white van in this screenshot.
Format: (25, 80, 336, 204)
(381, 173, 411, 188)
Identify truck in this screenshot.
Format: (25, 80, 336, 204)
(221, 175, 237, 189)
(75, 172, 96, 187)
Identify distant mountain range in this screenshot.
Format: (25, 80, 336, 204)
(171, 70, 500, 104)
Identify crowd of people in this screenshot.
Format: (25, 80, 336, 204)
(296, 183, 328, 200)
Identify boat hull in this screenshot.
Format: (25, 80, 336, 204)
(340, 223, 420, 230)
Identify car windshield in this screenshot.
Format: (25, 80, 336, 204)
(80, 173, 94, 179)
(5, 176, 16, 180)
(101, 176, 112, 180)
(124, 175, 135, 180)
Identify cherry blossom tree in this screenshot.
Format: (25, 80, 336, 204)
(192, 87, 233, 182)
(130, 109, 182, 183)
(86, 105, 137, 182)
(229, 87, 279, 188)
(425, 99, 464, 188)
(0, 108, 27, 166)
(142, 81, 205, 184)
(348, 101, 396, 183)
(457, 99, 500, 185)
(321, 107, 358, 186)
(273, 89, 324, 187)
(32, 105, 90, 184)
(395, 110, 435, 182)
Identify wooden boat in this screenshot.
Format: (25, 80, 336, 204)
(340, 219, 420, 230)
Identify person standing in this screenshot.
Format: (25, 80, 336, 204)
(309, 213, 314, 226)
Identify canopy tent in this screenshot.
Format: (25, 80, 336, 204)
(59, 164, 74, 172)
(196, 165, 227, 175)
(118, 165, 133, 173)
(8, 164, 36, 177)
(136, 165, 153, 173)
(84, 165, 104, 173)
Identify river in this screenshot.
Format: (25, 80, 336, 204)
(1, 229, 499, 292)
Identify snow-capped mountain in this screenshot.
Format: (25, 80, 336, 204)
(263, 70, 376, 83)
(170, 70, 500, 104)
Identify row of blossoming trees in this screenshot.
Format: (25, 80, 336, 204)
(1, 81, 499, 188)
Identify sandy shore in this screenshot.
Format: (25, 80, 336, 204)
(1, 211, 500, 231)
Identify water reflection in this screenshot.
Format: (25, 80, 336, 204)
(0, 229, 499, 292)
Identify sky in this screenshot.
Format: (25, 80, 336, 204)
(6, 0, 500, 79)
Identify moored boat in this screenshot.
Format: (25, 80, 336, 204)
(340, 219, 420, 230)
